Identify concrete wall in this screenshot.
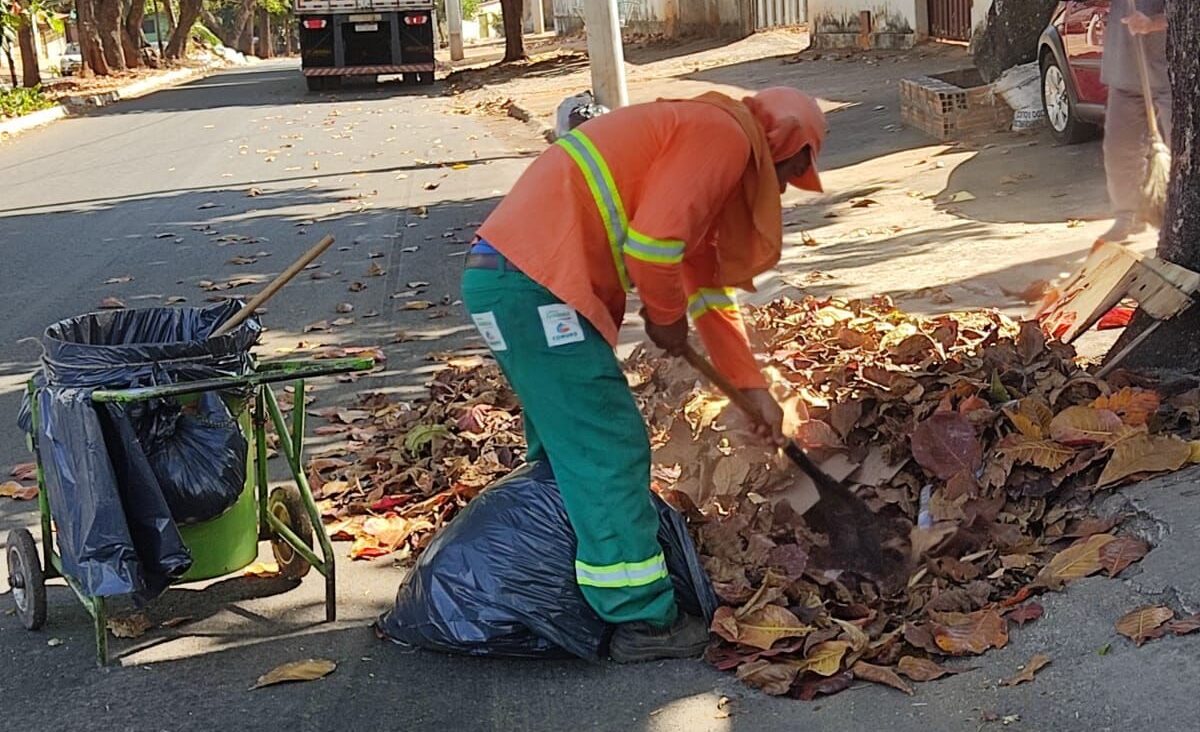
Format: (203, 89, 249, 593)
(553, 0, 753, 40)
(808, 0, 918, 49)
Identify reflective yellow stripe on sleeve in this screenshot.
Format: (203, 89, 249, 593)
(624, 227, 685, 265)
(575, 553, 669, 589)
(687, 287, 739, 320)
(555, 130, 633, 292)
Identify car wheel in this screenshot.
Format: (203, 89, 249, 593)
(1041, 55, 1097, 144)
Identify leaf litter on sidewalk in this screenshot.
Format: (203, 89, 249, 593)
(306, 295, 1200, 698)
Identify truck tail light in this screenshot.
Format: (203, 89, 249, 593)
(303, 19, 327, 29)
(403, 14, 428, 25)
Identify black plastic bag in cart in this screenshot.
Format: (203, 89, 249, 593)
(376, 461, 718, 661)
(18, 301, 259, 599)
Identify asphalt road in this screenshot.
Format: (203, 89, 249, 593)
(2, 60, 1199, 732)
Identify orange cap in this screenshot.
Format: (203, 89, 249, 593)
(743, 87, 827, 192)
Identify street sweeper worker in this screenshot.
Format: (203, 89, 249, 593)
(461, 87, 827, 662)
(1095, 0, 1170, 246)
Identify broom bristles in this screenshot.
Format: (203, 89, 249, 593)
(1139, 140, 1171, 230)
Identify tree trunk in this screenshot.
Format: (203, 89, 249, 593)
(16, 14, 41, 87)
(4, 42, 19, 87)
(499, 0, 525, 62)
(123, 0, 147, 68)
(1104, 4, 1200, 374)
(255, 9, 272, 58)
(971, 0, 1058, 82)
(76, 0, 107, 75)
(164, 0, 176, 34)
(199, 9, 232, 46)
(284, 14, 295, 55)
(164, 0, 200, 59)
(232, 0, 255, 55)
(95, 0, 127, 70)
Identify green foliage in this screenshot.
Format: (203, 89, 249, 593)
(461, 0, 479, 20)
(192, 22, 222, 46)
(0, 85, 53, 119)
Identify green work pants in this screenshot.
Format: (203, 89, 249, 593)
(461, 265, 678, 628)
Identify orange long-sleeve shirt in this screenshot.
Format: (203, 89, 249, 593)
(477, 100, 768, 390)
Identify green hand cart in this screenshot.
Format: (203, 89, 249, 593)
(5, 356, 373, 666)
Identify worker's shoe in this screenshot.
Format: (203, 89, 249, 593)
(609, 612, 710, 663)
(1096, 213, 1146, 246)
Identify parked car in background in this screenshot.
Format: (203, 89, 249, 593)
(59, 43, 83, 76)
(1038, 0, 1110, 144)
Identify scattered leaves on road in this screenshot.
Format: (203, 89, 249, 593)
(1000, 653, 1050, 686)
(107, 613, 152, 639)
(104, 275, 134, 284)
(0, 481, 37, 500)
(1116, 606, 1174, 646)
(99, 296, 126, 309)
(251, 658, 336, 689)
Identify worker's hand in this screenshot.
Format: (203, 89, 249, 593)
(643, 312, 688, 355)
(741, 389, 786, 446)
(1124, 11, 1166, 35)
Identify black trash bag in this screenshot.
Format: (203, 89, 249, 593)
(139, 391, 247, 524)
(19, 301, 260, 599)
(377, 461, 717, 661)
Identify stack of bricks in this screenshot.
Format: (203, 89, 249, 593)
(900, 73, 1014, 141)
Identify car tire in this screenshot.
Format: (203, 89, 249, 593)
(1041, 54, 1098, 144)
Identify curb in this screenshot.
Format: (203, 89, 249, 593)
(0, 65, 218, 140)
(505, 100, 555, 144)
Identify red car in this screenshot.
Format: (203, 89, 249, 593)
(1039, 0, 1110, 144)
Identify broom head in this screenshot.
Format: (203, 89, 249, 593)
(1139, 140, 1171, 230)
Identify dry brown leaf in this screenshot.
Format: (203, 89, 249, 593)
(711, 605, 813, 651)
(107, 613, 152, 639)
(800, 640, 851, 676)
(1115, 606, 1174, 646)
(0, 481, 38, 500)
(1003, 397, 1053, 439)
(1035, 533, 1116, 587)
(1000, 653, 1050, 686)
(1097, 535, 1150, 577)
(1098, 434, 1190, 486)
(910, 412, 982, 480)
(367, 262, 386, 277)
(251, 658, 337, 689)
(896, 655, 968, 682)
(403, 300, 434, 310)
(243, 561, 281, 578)
(735, 660, 798, 696)
(997, 435, 1074, 471)
(104, 275, 134, 284)
(1006, 602, 1044, 626)
(850, 661, 913, 695)
(1091, 388, 1160, 427)
(1165, 613, 1200, 636)
(99, 296, 126, 309)
(1049, 406, 1122, 447)
(930, 610, 1008, 655)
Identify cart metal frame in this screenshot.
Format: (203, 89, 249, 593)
(10, 356, 372, 665)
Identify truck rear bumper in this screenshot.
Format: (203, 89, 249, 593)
(302, 63, 434, 76)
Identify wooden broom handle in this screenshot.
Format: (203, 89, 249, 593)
(1128, 0, 1162, 138)
(681, 344, 765, 423)
(211, 234, 335, 338)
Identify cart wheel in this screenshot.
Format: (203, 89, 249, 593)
(268, 486, 314, 579)
(6, 529, 47, 631)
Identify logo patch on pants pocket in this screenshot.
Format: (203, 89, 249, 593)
(471, 311, 508, 351)
(537, 304, 585, 347)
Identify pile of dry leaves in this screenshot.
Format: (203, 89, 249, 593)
(309, 355, 522, 560)
(306, 295, 1200, 697)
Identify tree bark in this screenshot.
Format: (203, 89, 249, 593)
(1104, 4, 1200, 375)
(255, 9, 272, 58)
(164, 0, 200, 59)
(232, 0, 255, 55)
(4, 43, 18, 87)
(94, 0, 127, 70)
(163, 0, 176, 34)
(77, 0, 109, 75)
(499, 0, 525, 62)
(123, 0, 146, 68)
(16, 13, 41, 87)
(971, 0, 1058, 82)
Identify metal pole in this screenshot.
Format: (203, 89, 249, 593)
(446, 0, 464, 61)
(153, 0, 165, 56)
(531, 0, 545, 34)
(583, 0, 628, 109)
